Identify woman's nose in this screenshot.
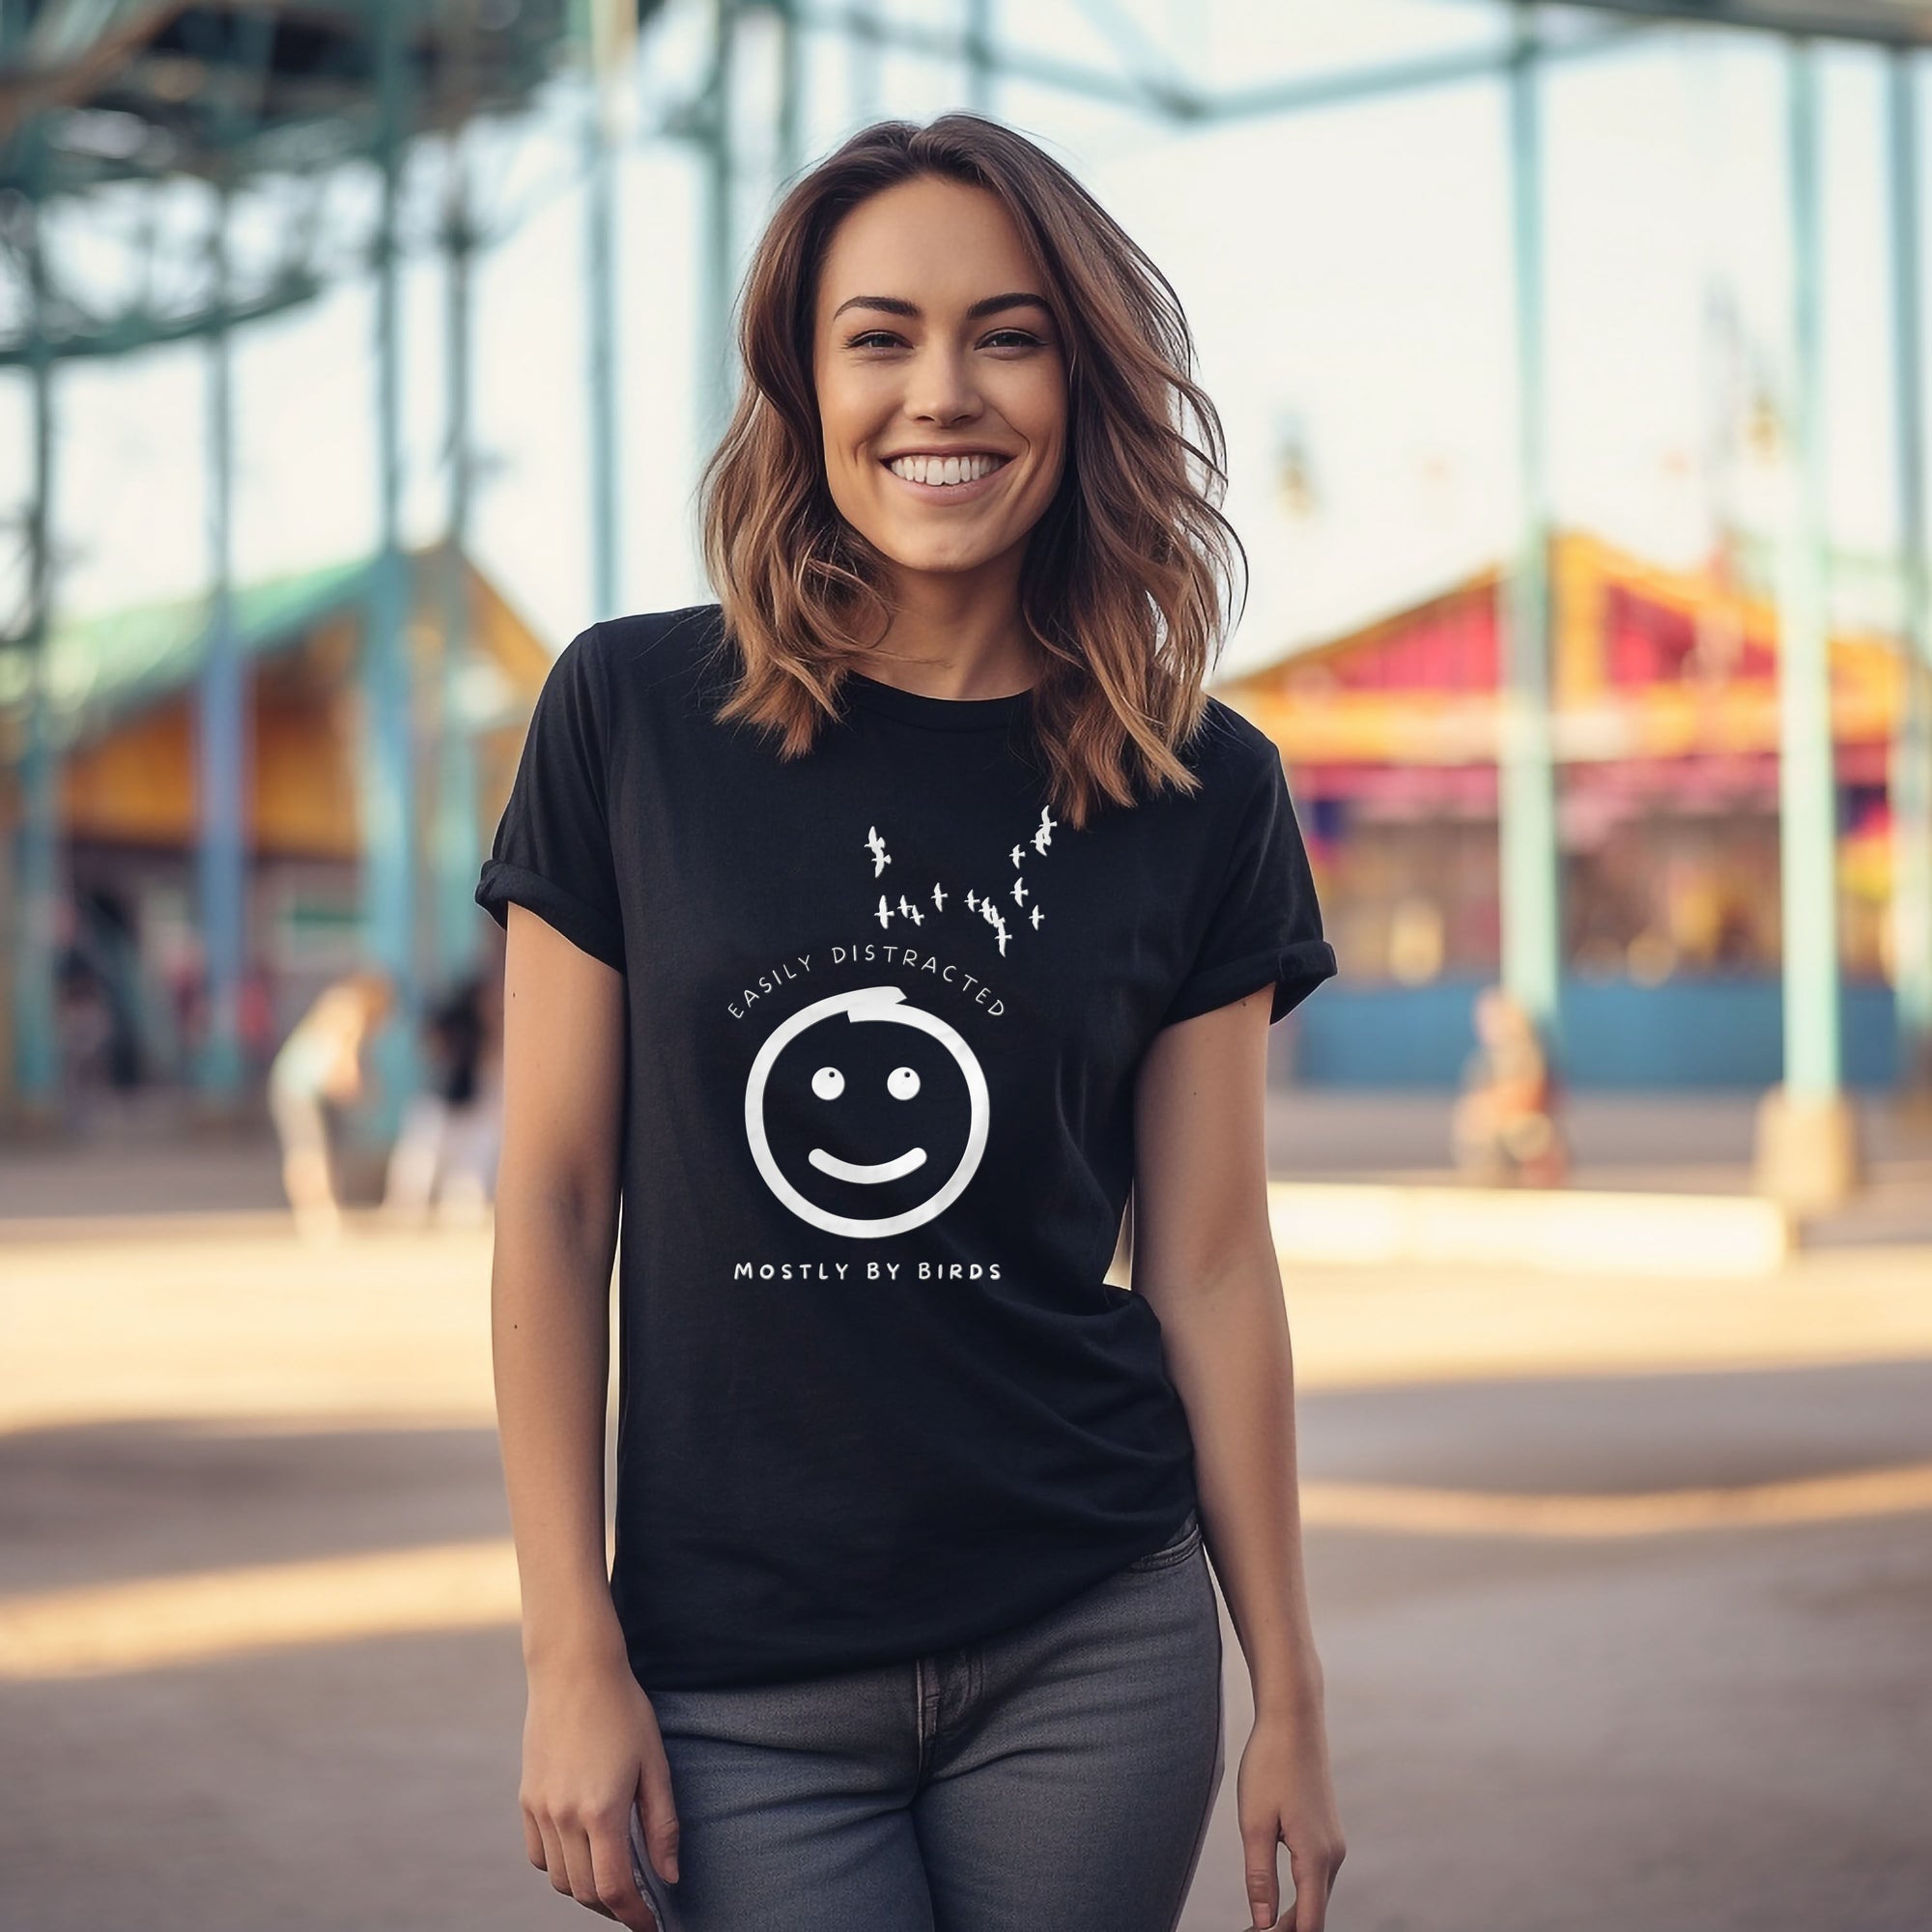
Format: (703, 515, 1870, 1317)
(903, 346, 980, 423)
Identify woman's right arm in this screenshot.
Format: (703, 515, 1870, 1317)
(494, 902, 676, 1931)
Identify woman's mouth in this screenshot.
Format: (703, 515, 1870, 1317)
(880, 452, 1013, 502)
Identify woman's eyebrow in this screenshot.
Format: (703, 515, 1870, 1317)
(830, 292, 1054, 324)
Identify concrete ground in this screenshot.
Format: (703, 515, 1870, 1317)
(0, 1189, 1927, 1932)
(6, 1082, 1930, 1241)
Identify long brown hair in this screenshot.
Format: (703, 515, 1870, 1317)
(697, 112, 1246, 828)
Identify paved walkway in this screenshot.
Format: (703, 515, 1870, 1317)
(6, 1086, 1930, 1244)
(1, 1218, 1927, 1931)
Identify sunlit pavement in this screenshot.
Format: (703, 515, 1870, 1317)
(2, 1214, 1928, 1930)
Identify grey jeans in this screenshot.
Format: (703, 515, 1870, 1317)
(631, 1507, 1225, 1932)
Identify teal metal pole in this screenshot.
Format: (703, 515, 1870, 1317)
(964, 0, 993, 115)
(1776, 40, 1842, 1100)
(195, 178, 248, 1105)
(777, 0, 802, 185)
(435, 129, 483, 982)
(1888, 49, 1932, 1094)
(12, 132, 59, 1117)
(580, 0, 622, 620)
(1499, 4, 1563, 1057)
(847, 0, 879, 123)
(701, 0, 738, 457)
(361, 0, 421, 1143)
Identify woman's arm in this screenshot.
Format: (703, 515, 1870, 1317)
(495, 904, 672, 1930)
(495, 903, 626, 1661)
(1132, 986, 1347, 1932)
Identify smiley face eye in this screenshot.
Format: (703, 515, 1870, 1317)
(811, 1065, 845, 1100)
(887, 1065, 920, 1100)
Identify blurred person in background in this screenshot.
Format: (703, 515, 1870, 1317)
(268, 968, 395, 1244)
(383, 971, 502, 1227)
(476, 115, 1345, 1932)
(1451, 982, 1568, 1188)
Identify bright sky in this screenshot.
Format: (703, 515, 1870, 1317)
(2, 0, 1918, 681)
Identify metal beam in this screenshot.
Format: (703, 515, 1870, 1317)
(1889, 46, 1932, 1094)
(789, 4, 1645, 124)
(1558, 1, 1932, 51)
(963, 0, 993, 115)
(582, 1, 620, 620)
(699, 0, 735, 458)
(359, 0, 419, 1142)
(434, 121, 482, 984)
(193, 170, 247, 1106)
(6, 119, 59, 1122)
(1498, 4, 1564, 1058)
(1775, 38, 1841, 1098)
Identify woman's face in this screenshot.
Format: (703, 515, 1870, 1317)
(810, 175, 1068, 585)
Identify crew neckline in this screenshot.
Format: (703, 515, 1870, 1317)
(842, 668, 1037, 732)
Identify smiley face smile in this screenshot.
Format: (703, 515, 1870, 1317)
(808, 1145, 928, 1183)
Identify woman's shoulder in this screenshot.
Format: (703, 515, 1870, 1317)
(559, 603, 731, 729)
(581, 602, 726, 686)
(1175, 691, 1286, 797)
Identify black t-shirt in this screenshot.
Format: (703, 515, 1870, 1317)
(474, 603, 1337, 1692)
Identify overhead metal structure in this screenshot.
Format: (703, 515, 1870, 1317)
(0, 0, 629, 1125)
(1561, 0, 1932, 44)
(3, 0, 1928, 1199)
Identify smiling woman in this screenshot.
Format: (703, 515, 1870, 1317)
(477, 112, 1343, 1932)
(697, 116, 1247, 814)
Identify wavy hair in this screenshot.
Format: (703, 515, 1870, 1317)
(696, 112, 1246, 828)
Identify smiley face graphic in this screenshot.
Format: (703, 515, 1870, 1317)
(744, 985, 990, 1237)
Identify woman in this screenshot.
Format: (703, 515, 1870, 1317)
(476, 114, 1344, 1932)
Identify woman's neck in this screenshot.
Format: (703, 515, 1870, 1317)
(863, 555, 1041, 701)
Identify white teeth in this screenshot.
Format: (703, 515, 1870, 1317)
(886, 453, 1006, 486)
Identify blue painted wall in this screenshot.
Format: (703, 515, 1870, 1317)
(1293, 975, 1901, 1090)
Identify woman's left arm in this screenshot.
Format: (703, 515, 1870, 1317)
(1132, 984, 1347, 1932)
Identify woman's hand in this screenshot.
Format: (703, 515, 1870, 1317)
(1236, 1709, 1347, 1930)
(520, 1648, 680, 1929)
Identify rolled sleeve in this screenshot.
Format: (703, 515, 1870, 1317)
(1159, 745, 1336, 1029)
(475, 625, 626, 974)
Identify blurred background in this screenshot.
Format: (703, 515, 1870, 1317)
(2, 2, 1929, 1928)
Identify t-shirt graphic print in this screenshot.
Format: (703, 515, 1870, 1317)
(476, 604, 1337, 1693)
(746, 803, 1068, 1241)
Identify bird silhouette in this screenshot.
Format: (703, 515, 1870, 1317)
(866, 826, 891, 877)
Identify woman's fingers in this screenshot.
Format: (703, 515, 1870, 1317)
(584, 1805, 662, 1929)
(1242, 1814, 1280, 1928)
(638, 1760, 682, 1887)
(533, 1813, 573, 1899)
(557, 1814, 620, 1919)
(528, 1800, 668, 1928)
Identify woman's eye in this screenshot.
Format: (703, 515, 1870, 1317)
(981, 329, 1043, 351)
(846, 330, 901, 351)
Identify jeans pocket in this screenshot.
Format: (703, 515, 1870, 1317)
(1124, 1505, 1203, 1573)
